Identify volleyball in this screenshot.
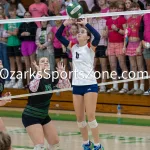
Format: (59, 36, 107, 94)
(66, 2, 83, 18)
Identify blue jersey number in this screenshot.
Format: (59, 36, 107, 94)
(76, 52, 79, 59)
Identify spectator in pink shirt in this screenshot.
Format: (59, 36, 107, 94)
(29, 0, 48, 27)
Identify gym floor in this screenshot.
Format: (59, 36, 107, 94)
(2, 111, 150, 150)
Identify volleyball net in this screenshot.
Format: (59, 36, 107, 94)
(0, 9, 150, 100)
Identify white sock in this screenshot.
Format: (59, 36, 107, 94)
(140, 84, 144, 91)
(83, 140, 89, 145)
(94, 143, 100, 146)
(123, 83, 128, 89)
(134, 82, 138, 90)
(113, 83, 118, 89)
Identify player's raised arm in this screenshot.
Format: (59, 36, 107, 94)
(77, 18, 101, 51)
(56, 19, 73, 49)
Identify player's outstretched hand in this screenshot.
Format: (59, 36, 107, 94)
(32, 61, 42, 72)
(56, 61, 66, 75)
(0, 60, 3, 69)
(77, 18, 88, 26)
(0, 92, 11, 106)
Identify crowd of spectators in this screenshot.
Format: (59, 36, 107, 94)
(0, 0, 150, 95)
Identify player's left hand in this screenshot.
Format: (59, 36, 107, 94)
(0, 60, 3, 69)
(0, 92, 12, 106)
(56, 62, 66, 78)
(77, 18, 88, 26)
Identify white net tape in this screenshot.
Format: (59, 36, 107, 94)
(0, 75, 149, 100)
(0, 10, 149, 24)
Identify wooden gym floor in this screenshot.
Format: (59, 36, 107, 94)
(2, 113, 150, 150)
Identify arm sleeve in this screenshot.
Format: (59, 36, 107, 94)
(85, 23, 101, 47)
(56, 78, 71, 89)
(29, 74, 41, 92)
(139, 16, 144, 41)
(55, 24, 70, 47)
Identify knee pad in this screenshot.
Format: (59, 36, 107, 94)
(77, 121, 87, 128)
(88, 120, 98, 128)
(33, 144, 45, 150)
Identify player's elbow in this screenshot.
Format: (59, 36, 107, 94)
(92, 34, 101, 47)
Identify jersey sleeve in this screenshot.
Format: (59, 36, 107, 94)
(29, 74, 41, 92)
(70, 42, 76, 48)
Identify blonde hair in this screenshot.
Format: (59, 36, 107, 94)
(0, 132, 11, 150)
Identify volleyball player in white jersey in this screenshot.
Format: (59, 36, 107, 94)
(56, 18, 104, 150)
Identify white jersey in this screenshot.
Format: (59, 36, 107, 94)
(71, 43, 97, 86)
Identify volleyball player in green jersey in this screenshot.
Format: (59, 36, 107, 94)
(22, 57, 71, 150)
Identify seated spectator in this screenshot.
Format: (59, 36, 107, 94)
(0, 0, 10, 18)
(0, 131, 11, 150)
(10, 0, 26, 18)
(29, 0, 48, 27)
(18, 11, 37, 87)
(4, 6, 23, 88)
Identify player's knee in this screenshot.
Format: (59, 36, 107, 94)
(77, 121, 87, 128)
(33, 144, 45, 150)
(52, 138, 59, 145)
(87, 113, 95, 121)
(88, 120, 98, 129)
